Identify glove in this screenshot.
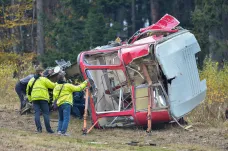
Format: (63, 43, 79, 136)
(52, 100, 58, 111)
(51, 104, 58, 111)
(89, 86, 93, 92)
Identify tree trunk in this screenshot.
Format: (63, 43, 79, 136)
(150, 0, 159, 24)
(19, 26, 24, 52)
(0, 3, 5, 51)
(31, 0, 35, 52)
(131, 0, 136, 34)
(36, 0, 44, 55)
(1, 3, 5, 24)
(11, 0, 17, 53)
(116, 6, 126, 38)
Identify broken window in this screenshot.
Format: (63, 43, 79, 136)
(126, 56, 168, 111)
(86, 69, 132, 113)
(83, 51, 120, 65)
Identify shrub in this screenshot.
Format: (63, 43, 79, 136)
(0, 53, 35, 109)
(187, 58, 228, 126)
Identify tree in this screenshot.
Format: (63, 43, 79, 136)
(36, 0, 44, 55)
(150, 0, 159, 24)
(84, 4, 107, 48)
(131, 0, 135, 33)
(192, 0, 228, 65)
(40, 0, 89, 66)
(0, 0, 34, 52)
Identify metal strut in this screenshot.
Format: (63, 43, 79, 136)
(141, 63, 153, 133)
(82, 88, 89, 135)
(171, 116, 192, 131)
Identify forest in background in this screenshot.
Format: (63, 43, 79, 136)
(0, 0, 228, 67)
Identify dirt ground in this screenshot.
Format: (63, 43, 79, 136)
(0, 107, 228, 151)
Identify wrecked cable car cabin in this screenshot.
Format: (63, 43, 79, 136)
(78, 14, 207, 130)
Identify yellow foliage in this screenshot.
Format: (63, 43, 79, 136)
(188, 58, 228, 125)
(0, 34, 19, 50)
(0, 1, 35, 50)
(0, 52, 36, 77)
(0, 52, 35, 108)
(200, 58, 228, 104)
(0, 2, 34, 28)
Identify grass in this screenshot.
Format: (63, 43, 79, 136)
(0, 73, 173, 150)
(0, 57, 227, 151)
(0, 87, 174, 151)
(0, 127, 173, 151)
(0, 106, 224, 151)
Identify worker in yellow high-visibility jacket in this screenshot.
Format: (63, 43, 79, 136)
(53, 74, 88, 136)
(26, 66, 55, 134)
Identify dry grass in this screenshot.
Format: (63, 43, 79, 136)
(0, 67, 172, 151)
(0, 111, 174, 151)
(186, 102, 226, 127)
(186, 59, 228, 127)
(1, 106, 228, 151)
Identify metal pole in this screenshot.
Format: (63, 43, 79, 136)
(82, 88, 89, 135)
(141, 63, 153, 133)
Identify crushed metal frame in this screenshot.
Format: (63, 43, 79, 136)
(78, 14, 207, 130)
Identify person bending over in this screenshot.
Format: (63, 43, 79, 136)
(15, 74, 34, 112)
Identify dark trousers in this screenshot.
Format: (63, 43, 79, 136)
(71, 104, 84, 118)
(15, 82, 26, 110)
(57, 103, 71, 134)
(33, 100, 52, 132)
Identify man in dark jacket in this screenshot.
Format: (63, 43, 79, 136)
(71, 91, 85, 119)
(15, 74, 34, 111)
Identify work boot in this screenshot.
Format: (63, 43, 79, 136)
(26, 102, 32, 108)
(36, 129, 42, 133)
(57, 131, 62, 135)
(20, 102, 32, 115)
(47, 130, 55, 134)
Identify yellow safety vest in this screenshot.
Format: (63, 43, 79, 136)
(53, 81, 88, 107)
(26, 77, 55, 102)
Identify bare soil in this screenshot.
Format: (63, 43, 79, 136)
(0, 107, 228, 151)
